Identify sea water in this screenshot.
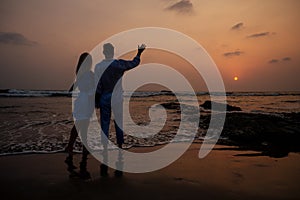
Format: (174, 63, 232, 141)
(0, 90, 299, 155)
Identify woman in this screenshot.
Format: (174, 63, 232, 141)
(65, 52, 94, 179)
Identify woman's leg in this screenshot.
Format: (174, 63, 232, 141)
(66, 125, 78, 156)
(76, 120, 91, 179)
(65, 125, 78, 171)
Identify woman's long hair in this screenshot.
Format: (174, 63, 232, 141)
(75, 52, 92, 83)
(75, 52, 92, 75)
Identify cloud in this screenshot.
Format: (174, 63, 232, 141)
(165, 0, 194, 14)
(268, 57, 292, 64)
(282, 57, 291, 61)
(268, 59, 279, 64)
(0, 32, 37, 46)
(223, 50, 244, 57)
(231, 22, 244, 30)
(247, 32, 275, 38)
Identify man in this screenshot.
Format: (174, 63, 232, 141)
(94, 43, 146, 176)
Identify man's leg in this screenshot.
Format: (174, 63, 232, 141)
(113, 97, 124, 148)
(114, 121, 124, 148)
(113, 97, 124, 177)
(100, 144, 109, 177)
(99, 93, 112, 177)
(100, 93, 112, 145)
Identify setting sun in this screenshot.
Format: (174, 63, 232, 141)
(234, 76, 238, 81)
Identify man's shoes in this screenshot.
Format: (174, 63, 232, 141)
(69, 170, 80, 178)
(114, 170, 123, 177)
(78, 170, 91, 180)
(100, 164, 108, 177)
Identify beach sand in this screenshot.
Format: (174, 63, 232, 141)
(1, 144, 300, 200)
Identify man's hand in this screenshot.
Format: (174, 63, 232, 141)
(137, 44, 146, 56)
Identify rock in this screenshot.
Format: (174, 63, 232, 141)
(160, 102, 180, 110)
(200, 100, 242, 111)
(0, 89, 9, 93)
(160, 90, 175, 96)
(199, 112, 300, 158)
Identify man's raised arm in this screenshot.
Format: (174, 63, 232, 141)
(117, 44, 146, 70)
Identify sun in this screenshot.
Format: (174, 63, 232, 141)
(234, 76, 238, 81)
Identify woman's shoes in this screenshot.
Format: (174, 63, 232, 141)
(65, 156, 77, 172)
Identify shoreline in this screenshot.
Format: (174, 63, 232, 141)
(1, 111, 299, 157)
(1, 144, 299, 200)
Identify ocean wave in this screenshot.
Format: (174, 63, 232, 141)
(1, 112, 299, 157)
(0, 89, 71, 97)
(227, 92, 300, 97)
(283, 100, 300, 103)
(1, 89, 300, 98)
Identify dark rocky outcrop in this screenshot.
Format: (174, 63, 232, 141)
(199, 112, 300, 158)
(160, 102, 180, 110)
(160, 90, 175, 96)
(200, 100, 242, 111)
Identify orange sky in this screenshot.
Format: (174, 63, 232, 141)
(0, 0, 299, 91)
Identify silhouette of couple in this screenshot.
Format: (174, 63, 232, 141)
(65, 43, 146, 179)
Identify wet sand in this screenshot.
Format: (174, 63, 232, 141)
(1, 144, 300, 200)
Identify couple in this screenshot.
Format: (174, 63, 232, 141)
(65, 43, 146, 179)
